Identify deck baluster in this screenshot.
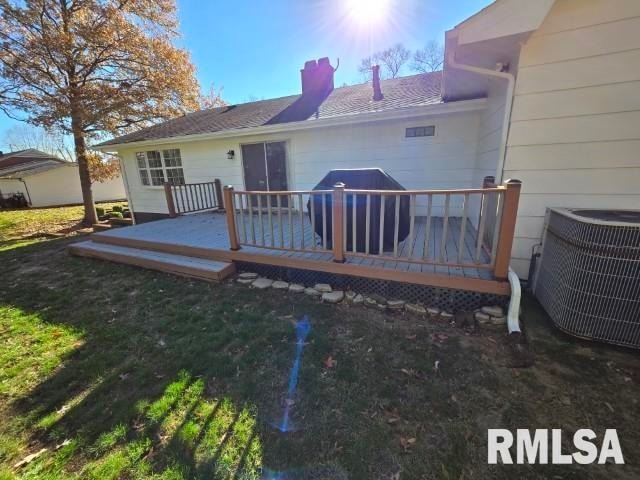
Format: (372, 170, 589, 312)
(393, 194, 400, 257)
(407, 194, 416, 257)
(257, 194, 264, 246)
(365, 194, 371, 254)
(298, 193, 304, 250)
(378, 194, 385, 255)
(268, 194, 274, 247)
(248, 194, 256, 244)
(439, 194, 450, 262)
(457, 193, 469, 263)
(423, 195, 432, 260)
(352, 193, 357, 253)
(322, 193, 327, 250)
(310, 193, 316, 250)
(277, 194, 284, 248)
(475, 192, 488, 263)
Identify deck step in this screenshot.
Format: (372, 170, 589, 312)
(68, 240, 235, 282)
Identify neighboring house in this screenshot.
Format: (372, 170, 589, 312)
(94, 0, 640, 279)
(0, 149, 126, 208)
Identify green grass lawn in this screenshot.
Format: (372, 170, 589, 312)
(0, 237, 638, 479)
(0, 202, 126, 250)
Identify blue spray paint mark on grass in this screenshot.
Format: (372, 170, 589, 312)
(274, 315, 311, 433)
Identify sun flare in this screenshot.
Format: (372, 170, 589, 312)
(346, 0, 391, 27)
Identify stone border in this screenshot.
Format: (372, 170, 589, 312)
(234, 271, 508, 324)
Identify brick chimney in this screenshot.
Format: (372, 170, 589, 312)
(301, 57, 335, 98)
(372, 65, 383, 101)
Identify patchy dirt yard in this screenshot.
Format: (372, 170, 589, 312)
(0, 237, 638, 479)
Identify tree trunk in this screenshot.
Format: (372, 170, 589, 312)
(71, 116, 97, 226)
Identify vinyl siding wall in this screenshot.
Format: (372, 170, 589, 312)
(118, 110, 483, 218)
(1, 165, 126, 208)
(504, 0, 640, 278)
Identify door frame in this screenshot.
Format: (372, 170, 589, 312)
(239, 139, 291, 192)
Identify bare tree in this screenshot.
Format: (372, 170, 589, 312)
(199, 83, 227, 109)
(412, 40, 445, 73)
(357, 43, 411, 81)
(3, 125, 74, 162)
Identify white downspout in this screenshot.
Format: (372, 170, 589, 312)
(447, 52, 521, 334)
(507, 267, 522, 333)
(446, 52, 515, 183)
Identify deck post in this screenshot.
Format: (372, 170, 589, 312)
(493, 179, 522, 280)
(214, 178, 224, 210)
(332, 183, 346, 263)
(223, 186, 240, 251)
(164, 183, 177, 218)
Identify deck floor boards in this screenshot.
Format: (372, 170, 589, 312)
(94, 212, 495, 281)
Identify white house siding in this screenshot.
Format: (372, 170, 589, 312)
(118, 110, 483, 218)
(6, 164, 126, 208)
(0, 179, 28, 199)
(504, 0, 640, 278)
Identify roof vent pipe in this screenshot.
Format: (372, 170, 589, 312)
(372, 65, 383, 101)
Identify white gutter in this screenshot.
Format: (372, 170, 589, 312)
(92, 98, 487, 152)
(446, 52, 515, 183)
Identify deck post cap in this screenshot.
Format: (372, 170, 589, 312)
(504, 178, 522, 185)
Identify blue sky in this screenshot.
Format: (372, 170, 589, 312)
(0, 0, 491, 151)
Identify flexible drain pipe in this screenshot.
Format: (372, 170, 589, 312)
(507, 267, 521, 334)
(446, 52, 516, 183)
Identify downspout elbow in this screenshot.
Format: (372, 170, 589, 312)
(507, 267, 521, 334)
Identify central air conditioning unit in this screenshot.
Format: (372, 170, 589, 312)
(533, 208, 640, 348)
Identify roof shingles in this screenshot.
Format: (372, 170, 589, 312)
(98, 72, 443, 147)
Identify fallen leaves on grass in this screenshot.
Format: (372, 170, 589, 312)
(324, 356, 337, 368)
(399, 436, 416, 451)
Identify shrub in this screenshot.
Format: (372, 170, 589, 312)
(110, 211, 123, 218)
(111, 205, 123, 213)
(95, 207, 105, 217)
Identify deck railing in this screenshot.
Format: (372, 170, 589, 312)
(164, 179, 224, 217)
(223, 179, 521, 280)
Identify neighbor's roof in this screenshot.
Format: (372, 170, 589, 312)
(97, 71, 444, 147)
(0, 149, 67, 179)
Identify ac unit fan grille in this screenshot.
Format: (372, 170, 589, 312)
(535, 209, 640, 348)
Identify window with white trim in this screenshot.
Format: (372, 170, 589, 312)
(136, 149, 185, 186)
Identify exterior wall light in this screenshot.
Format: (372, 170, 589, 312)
(227, 149, 235, 160)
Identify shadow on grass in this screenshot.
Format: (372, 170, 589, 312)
(1, 238, 640, 480)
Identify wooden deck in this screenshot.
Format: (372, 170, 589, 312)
(89, 212, 510, 295)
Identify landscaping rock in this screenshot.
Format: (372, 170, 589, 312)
(238, 272, 258, 280)
(405, 303, 427, 315)
(314, 283, 332, 293)
(475, 311, 491, 323)
(352, 294, 364, 305)
(491, 316, 507, 325)
(364, 297, 378, 308)
(322, 291, 344, 303)
(288, 283, 305, 293)
(481, 305, 504, 317)
(236, 277, 254, 285)
(304, 287, 321, 297)
(387, 299, 406, 311)
(344, 291, 357, 303)
(426, 307, 440, 316)
(440, 311, 454, 320)
(272, 281, 289, 290)
(252, 278, 273, 290)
